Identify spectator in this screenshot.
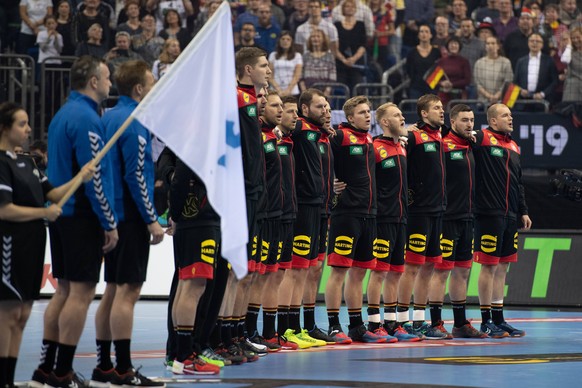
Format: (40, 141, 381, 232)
(458, 18, 485, 69)
(191, 0, 221, 37)
(255, 3, 282, 54)
(551, 31, 569, 102)
(284, 0, 309, 37)
(433, 16, 451, 56)
(269, 0, 287, 28)
(492, 0, 518, 42)
(514, 32, 559, 104)
(331, 0, 374, 39)
(55, 0, 75, 56)
(152, 37, 180, 79)
(75, 0, 116, 29)
(300, 28, 337, 94)
(30, 139, 48, 174)
(541, 4, 568, 50)
(561, 27, 582, 102)
(105, 31, 143, 82)
(475, 19, 497, 42)
(234, 22, 261, 51)
(405, 24, 441, 99)
(504, 8, 535, 70)
(474, 36, 513, 103)
(116, 0, 143, 36)
(17, 0, 53, 54)
(158, 9, 191, 50)
(449, 0, 467, 32)
(401, 0, 434, 58)
(369, 0, 395, 71)
(116, 0, 149, 26)
(334, 0, 366, 91)
(436, 37, 471, 108)
(233, 0, 279, 46)
(75, 22, 108, 57)
(527, 1, 544, 32)
(0, 0, 21, 53)
(37, 15, 63, 64)
(72, 0, 112, 48)
(559, 0, 580, 27)
(146, 0, 193, 33)
(294, 0, 338, 55)
(268, 31, 303, 96)
(132, 13, 165, 66)
(472, 0, 500, 23)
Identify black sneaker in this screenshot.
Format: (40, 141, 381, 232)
(480, 319, 510, 338)
(497, 321, 526, 337)
(110, 367, 165, 387)
(29, 368, 50, 388)
(239, 337, 268, 356)
(45, 371, 86, 388)
(308, 326, 337, 344)
(230, 341, 259, 362)
(347, 324, 387, 343)
(249, 332, 281, 352)
(215, 345, 247, 365)
(89, 367, 115, 388)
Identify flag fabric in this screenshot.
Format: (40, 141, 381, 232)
(131, 2, 248, 279)
(424, 64, 446, 89)
(501, 82, 521, 108)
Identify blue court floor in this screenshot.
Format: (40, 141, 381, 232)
(15, 300, 582, 388)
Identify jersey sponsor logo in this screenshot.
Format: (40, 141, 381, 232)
(264, 142, 276, 153)
(490, 147, 504, 157)
(382, 158, 396, 168)
(334, 235, 354, 256)
(278, 145, 288, 155)
(480, 234, 497, 253)
(489, 136, 498, 145)
(408, 233, 427, 253)
(293, 235, 311, 256)
(424, 143, 437, 152)
(514, 232, 518, 249)
(420, 132, 429, 141)
(450, 151, 463, 160)
(440, 238, 454, 258)
(379, 147, 388, 159)
(304, 123, 311, 129)
(16, 162, 25, 168)
(447, 142, 456, 150)
(373, 238, 390, 259)
(307, 131, 317, 141)
(319, 144, 325, 154)
(350, 145, 363, 155)
(349, 134, 358, 144)
(201, 239, 216, 264)
(247, 106, 257, 117)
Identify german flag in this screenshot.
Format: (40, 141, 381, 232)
(501, 82, 521, 108)
(423, 65, 445, 89)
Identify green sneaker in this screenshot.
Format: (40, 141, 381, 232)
(283, 329, 315, 349)
(199, 348, 227, 367)
(296, 329, 326, 346)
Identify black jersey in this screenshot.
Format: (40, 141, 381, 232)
(277, 132, 297, 221)
(319, 131, 334, 216)
(261, 121, 283, 218)
(374, 136, 408, 224)
(292, 116, 323, 205)
(473, 128, 528, 220)
(443, 131, 475, 221)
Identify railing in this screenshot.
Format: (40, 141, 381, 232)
(0, 54, 36, 136)
(381, 58, 409, 101)
(353, 83, 394, 109)
(311, 82, 351, 110)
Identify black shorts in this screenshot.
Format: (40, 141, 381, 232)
(0, 221, 46, 301)
(174, 225, 219, 280)
(259, 217, 281, 274)
(291, 204, 321, 269)
(249, 219, 264, 273)
(405, 214, 442, 265)
(373, 222, 406, 273)
(473, 215, 518, 266)
(279, 220, 294, 270)
(104, 221, 150, 284)
(317, 215, 330, 261)
(49, 217, 104, 283)
(436, 219, 474, 271)
(246, 198, 259, 273)
(327, 214, 377, 269)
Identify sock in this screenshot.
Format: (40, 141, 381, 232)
(480, 305, 492, 324)
(0, 357, 8, 386)
(348, 308, 363, 330)
(491, 301, 504, 325)
(6, 357, 16, 385)
(429, 301, 443, 325)
(54, 343, 76, 377)
(38, 339, 58, 373)
(113, 339, 132, 374)
(209, 319, 222, 349)
(246, 304, 261, 337)
(327, 308, 340, 329)
(452, 300, 467, 328)
(289, 305, 301, 332)
(175, 326, 193, 362)
(384, 302, 397, 323)
(96, 339, 113, 371)
(277, 305, 289, 335)
(396, 303, 409, 323)
(262, 308, 277, 339)
(367, 304, 381, 331)
(236, 316, 246, 339)
(412, 303, 426, 327)
(303, 303, 316, 331)
(221, 317, 233, 346)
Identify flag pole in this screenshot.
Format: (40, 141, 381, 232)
(57, 115, 136, 208)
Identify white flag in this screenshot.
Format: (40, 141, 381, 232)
(132, 2, 248, 279)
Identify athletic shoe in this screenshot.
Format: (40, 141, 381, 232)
(171, 355, 220, 375)
(296, 329, 327, 346)
(265, 334, 299, 350)
(241, 337, 268, 356)
(480, 320, 510, 338)
(347, 324, 387, 343)
(452, 322, 489, 339)
(370, 327, 398, 343)
(215, 345, 247, 365)
(45, 371, 86, 388)
(405, 322, 448, 340)
(230, 341, 260, 362)
(249, 332, 281, 352)
(29, 368, 50, 388)
(327, 325, 353, 345)
(402, 322, 426, 340)
(308, 326, 337, 344)
(110, 367, 165, 387)
(283, 329, 315, 349)
(164, 360, 173, 371)
(497, 321, 526, 337)
(432, 320, 454, 339)
(391, 325, 422, 342)
(200, 347, 229, 367)
(89, 367, 116, 388)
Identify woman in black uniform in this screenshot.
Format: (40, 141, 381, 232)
(0, 102, 93, 387)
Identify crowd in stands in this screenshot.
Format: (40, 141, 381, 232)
(1, 0, 582, 108)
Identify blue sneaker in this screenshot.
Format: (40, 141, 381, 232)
(407, 321, 448, 340)
(480, 319, 510, 338)
(348, 324, 387, 343)
(391, 324, 422, 342)
(402, 322, 426, 340)
(370, 326, 398, 343)
(497, 321, 526, 337)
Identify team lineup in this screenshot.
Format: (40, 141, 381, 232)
(0, 46, 531, 388)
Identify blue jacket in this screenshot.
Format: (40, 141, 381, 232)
(47, 91, 118, 230)
(102, 96, 157, 224)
